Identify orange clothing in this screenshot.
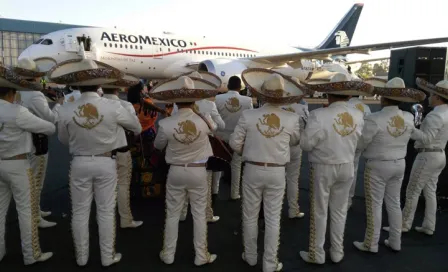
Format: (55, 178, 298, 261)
(133, 98, 158, 132)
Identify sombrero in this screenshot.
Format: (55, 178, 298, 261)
(0, 64, 42, 91)
(302, 73, 374, 96)
(363, 77, 388, 88)
(416, 78, 448, 100)
(373, 77, 426, 102)
(305, 78, 331, 85)
(148, 75, 220, 103)
(47, 59, 123, 86)
(13, 58, 46, 79)
(101, 73, 140, 90)
(241, 68, 312, 104)
(178, 71, 222, 89)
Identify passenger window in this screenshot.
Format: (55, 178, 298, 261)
(130, 45, 133, 49)
(120, 44, 123, 48)
(104, 43, 107, 47)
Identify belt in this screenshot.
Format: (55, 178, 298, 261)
(1, 153, 28, 160)
(170, 163, 206, 167)
(116, 146, 130, 153)
(417, 148, 444, 153)
(246, 161, 285, 167)
(73, 151, 117, 158)
(368, 158, 404, 162)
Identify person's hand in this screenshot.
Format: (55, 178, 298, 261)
(56, 97, 64, 105)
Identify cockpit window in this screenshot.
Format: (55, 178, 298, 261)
(33, 39, 43, 44)
(41, 39, 53, 45)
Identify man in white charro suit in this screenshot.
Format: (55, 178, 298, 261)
(13, 58, 63, 228)
(231, 69, 305, 272)
(353, 78, 426, 253)
(281, 77, 309, 219)
(102, 73, 144, 229)
(0, 64, 55, 265)
(299, 73, 371, 264)
(50, 59, 142, 267)
(215, 75, 253, 200)
(151, 75, 219, 266)
(173, 71, 225, 223)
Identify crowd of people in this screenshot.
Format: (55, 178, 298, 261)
(0, 57, 447, 272)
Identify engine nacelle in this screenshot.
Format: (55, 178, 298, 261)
(198, 59, 247, 91)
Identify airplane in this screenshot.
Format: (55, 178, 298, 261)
(18, 3, 448, 91)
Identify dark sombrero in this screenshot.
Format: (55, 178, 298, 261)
(241, 68, 313, 105)
(148, 75, 220, 103)
(0, 64, 42, 91)
(13, 58, 46, 79)
(373, 77, 426, 102)
(302, 73, 374, 96)
(47, 59, 124, 86)
(416, 77, 448, 100)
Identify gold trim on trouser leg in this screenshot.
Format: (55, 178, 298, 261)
(363, 166, 375, 249)
(296, 151, 302, 214)
(26, 168, 42, 260)
(34, 156, 45, 216)
(206, 171, 214, 220)
(161, 188, 169, 258)
(402, 159, 426, 229)
(68, 161, 80, 259)
(112, 170, 118, 259)
(308, 163, 317, 262)
(274, 184, 286, 269)
(125, 152, 133, 220)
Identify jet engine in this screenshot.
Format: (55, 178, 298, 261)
(198, 59, 248, 91)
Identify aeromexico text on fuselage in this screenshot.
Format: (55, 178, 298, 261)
(101, 32, 188, 48)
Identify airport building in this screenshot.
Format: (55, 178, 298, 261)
(0, 18, 90, 66)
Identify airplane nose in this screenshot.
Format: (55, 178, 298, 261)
(18, 47, 32, 61)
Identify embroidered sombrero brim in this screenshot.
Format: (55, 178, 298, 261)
(305, 78, 331, 85)
(13, 67, 46, 78)
(373, 87, 426, 102)
(47, 59, 123, 86)
(302, 80, 374, 96)
(101, 73, 140, 89)
(242, 68, 312, 104)
(148, 77, 219, 103)
(178, 71, 222, 89)
(0, 65, 42, 91)
(416, 77, 448, 100)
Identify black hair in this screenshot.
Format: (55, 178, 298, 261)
(328, 94, 350, 100)
(127, 82, 143, 104)
(0, 87, 16, 97)
(383, 97, 401, 106)
(227, 76, 242, 91)
(176, 102, 195, 107)
(103, 88, 119, 94)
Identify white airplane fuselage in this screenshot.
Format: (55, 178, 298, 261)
(19, 27, 337, 88)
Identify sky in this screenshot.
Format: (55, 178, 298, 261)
(1, 0, 448, 61)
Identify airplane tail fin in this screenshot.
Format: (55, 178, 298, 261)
(315, 3, 363, 50)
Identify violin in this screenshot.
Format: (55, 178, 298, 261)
(139, 92, 173, 117)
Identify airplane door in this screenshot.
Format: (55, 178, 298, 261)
(64, 34, 78, 52)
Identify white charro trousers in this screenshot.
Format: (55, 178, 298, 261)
(181, 171, 215, 221)
(361, 159, 405, 251)
(286, 146, 303, 217)
(231, 153, 243, 199)
(402, 151, 446, 232)
(116, 151, 134, 224)
(69, 156, 118, 266)
(304, 162, 353, 264)
(212, 172, 221, 195)
(0, 159, 43, 265)
(161, 165, 212, 265)
(348, 151, 362, 207)
(28, 153, 48, 219)
(242, 164, 285, 272)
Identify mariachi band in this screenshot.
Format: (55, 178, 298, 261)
(0, 56, 447, 272)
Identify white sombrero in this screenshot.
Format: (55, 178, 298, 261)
(101, 73, 140, 90)
(305, 78, 331, 85)
(178, 71, 222, 89)
(373, 77, 426, 102)
(302, 73, 374, 96)
(416, 78, 448, 100)
(241, 68, 312, 104)
(148, 75, 220, 103)
(13, 58, 46, 79)
(363, 77, 388, 88)
(47, 59, 123, 86)
(0, 64, 42, 91)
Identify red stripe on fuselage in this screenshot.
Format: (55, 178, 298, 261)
(107, 46, 258, 58)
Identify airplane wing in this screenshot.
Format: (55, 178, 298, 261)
(344, 57, 389, 65)
(249, 37, 448, 65)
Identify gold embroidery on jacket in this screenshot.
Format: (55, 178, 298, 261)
(68, 96, 75, 102)
(333, 112, 357, 136)
(225, 97, 242, 113)
(256, 113, 284, 138)
(355, 103, 365, 113)
(387, 115, 408, 138)
(173, 120, 201, 144)
(14, 92, 22, 105)
(193, 103, 200, 113)
(72, 103, 104, 130)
